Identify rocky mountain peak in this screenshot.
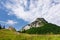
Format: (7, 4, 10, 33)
(22, 18, 48, 30)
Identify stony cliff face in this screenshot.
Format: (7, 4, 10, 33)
(8, 26, 16, 31)
(22, 18, 48, 30)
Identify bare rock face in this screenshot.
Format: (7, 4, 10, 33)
(22, 18, 48, 30)
(8, 26, 16, 31)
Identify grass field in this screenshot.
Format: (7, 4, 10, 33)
(0, 29, 60, 40)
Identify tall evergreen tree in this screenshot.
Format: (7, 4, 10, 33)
(0, 24, 2, 29)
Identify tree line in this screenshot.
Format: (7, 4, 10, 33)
(0, 24, 5, 29)
(0, 24, 16, 31)
(21, 23, 60, 34)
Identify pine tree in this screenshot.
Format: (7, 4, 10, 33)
(0, 24, 2, 29)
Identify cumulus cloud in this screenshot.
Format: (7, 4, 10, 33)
(6, 20, 17, 25)
(0, 20, 17, 25)
(1, 0, 60, 26)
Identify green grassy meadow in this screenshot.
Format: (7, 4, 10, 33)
(0, 29, 60, 40)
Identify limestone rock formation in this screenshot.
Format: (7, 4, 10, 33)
(22, 18, 48, 30)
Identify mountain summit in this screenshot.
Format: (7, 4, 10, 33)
(21, 18, 60, 34)
(22, 18, 48, 30)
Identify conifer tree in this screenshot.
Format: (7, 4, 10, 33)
(0, 24, 2, 29)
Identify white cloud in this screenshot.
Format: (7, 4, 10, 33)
(0, 20, 17, 25)
(1, 0, 60, 26)
(6, 20, 17, 25)
(0, 21, 6, 23)
(43, 4, 60, 25)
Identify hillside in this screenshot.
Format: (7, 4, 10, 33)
(0, 29, 17, 40)
(21, 18, 60, 34)
(0, 29, 31, 40)
(0, 29, 60, 40)
(24, 23, 60, 34)
(22, 18, 48, 30)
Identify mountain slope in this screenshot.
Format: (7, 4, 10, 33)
(0, 29, 60, 40)
(22, 18, 48, 30)
(21, 18, 60, 34)
(24, 23, 60, 34)
(0, 29, 31, 40)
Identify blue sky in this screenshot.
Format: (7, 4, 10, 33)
(0, 0, 29, 30)
(0, 0, 60, 30)
(0, 7, 28, 30)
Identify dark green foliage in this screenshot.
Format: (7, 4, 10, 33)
(0, 24, 2, 29)
(21, 29, 26, 33)
(24, 23, 60, 34)
(0, 24, 6, 29)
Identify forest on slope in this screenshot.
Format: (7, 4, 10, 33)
(22, 23, 60, 34)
